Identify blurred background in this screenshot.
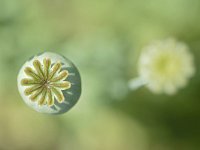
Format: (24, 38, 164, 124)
(0, 0, 200, 150)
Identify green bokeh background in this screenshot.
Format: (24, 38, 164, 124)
(0, 0, 200, 150)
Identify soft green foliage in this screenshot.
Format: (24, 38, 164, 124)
(0, 0, 200, 150)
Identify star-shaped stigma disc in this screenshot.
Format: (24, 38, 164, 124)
(21, 58, 71, 106)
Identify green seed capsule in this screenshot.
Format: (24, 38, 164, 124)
(17, 52, 81, 114)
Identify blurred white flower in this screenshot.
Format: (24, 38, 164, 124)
(135, 38, 195, 95)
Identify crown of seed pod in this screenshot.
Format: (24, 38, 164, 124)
(17, 52, 81, 114)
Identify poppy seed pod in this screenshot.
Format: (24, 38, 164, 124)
(17, 52, 81, 114)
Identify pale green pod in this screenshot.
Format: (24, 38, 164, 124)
(17, 52, 81, 114)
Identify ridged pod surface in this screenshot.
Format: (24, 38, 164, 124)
(17, 52, 81, 114)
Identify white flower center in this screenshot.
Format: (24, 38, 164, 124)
(152, 53, 181, 78)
